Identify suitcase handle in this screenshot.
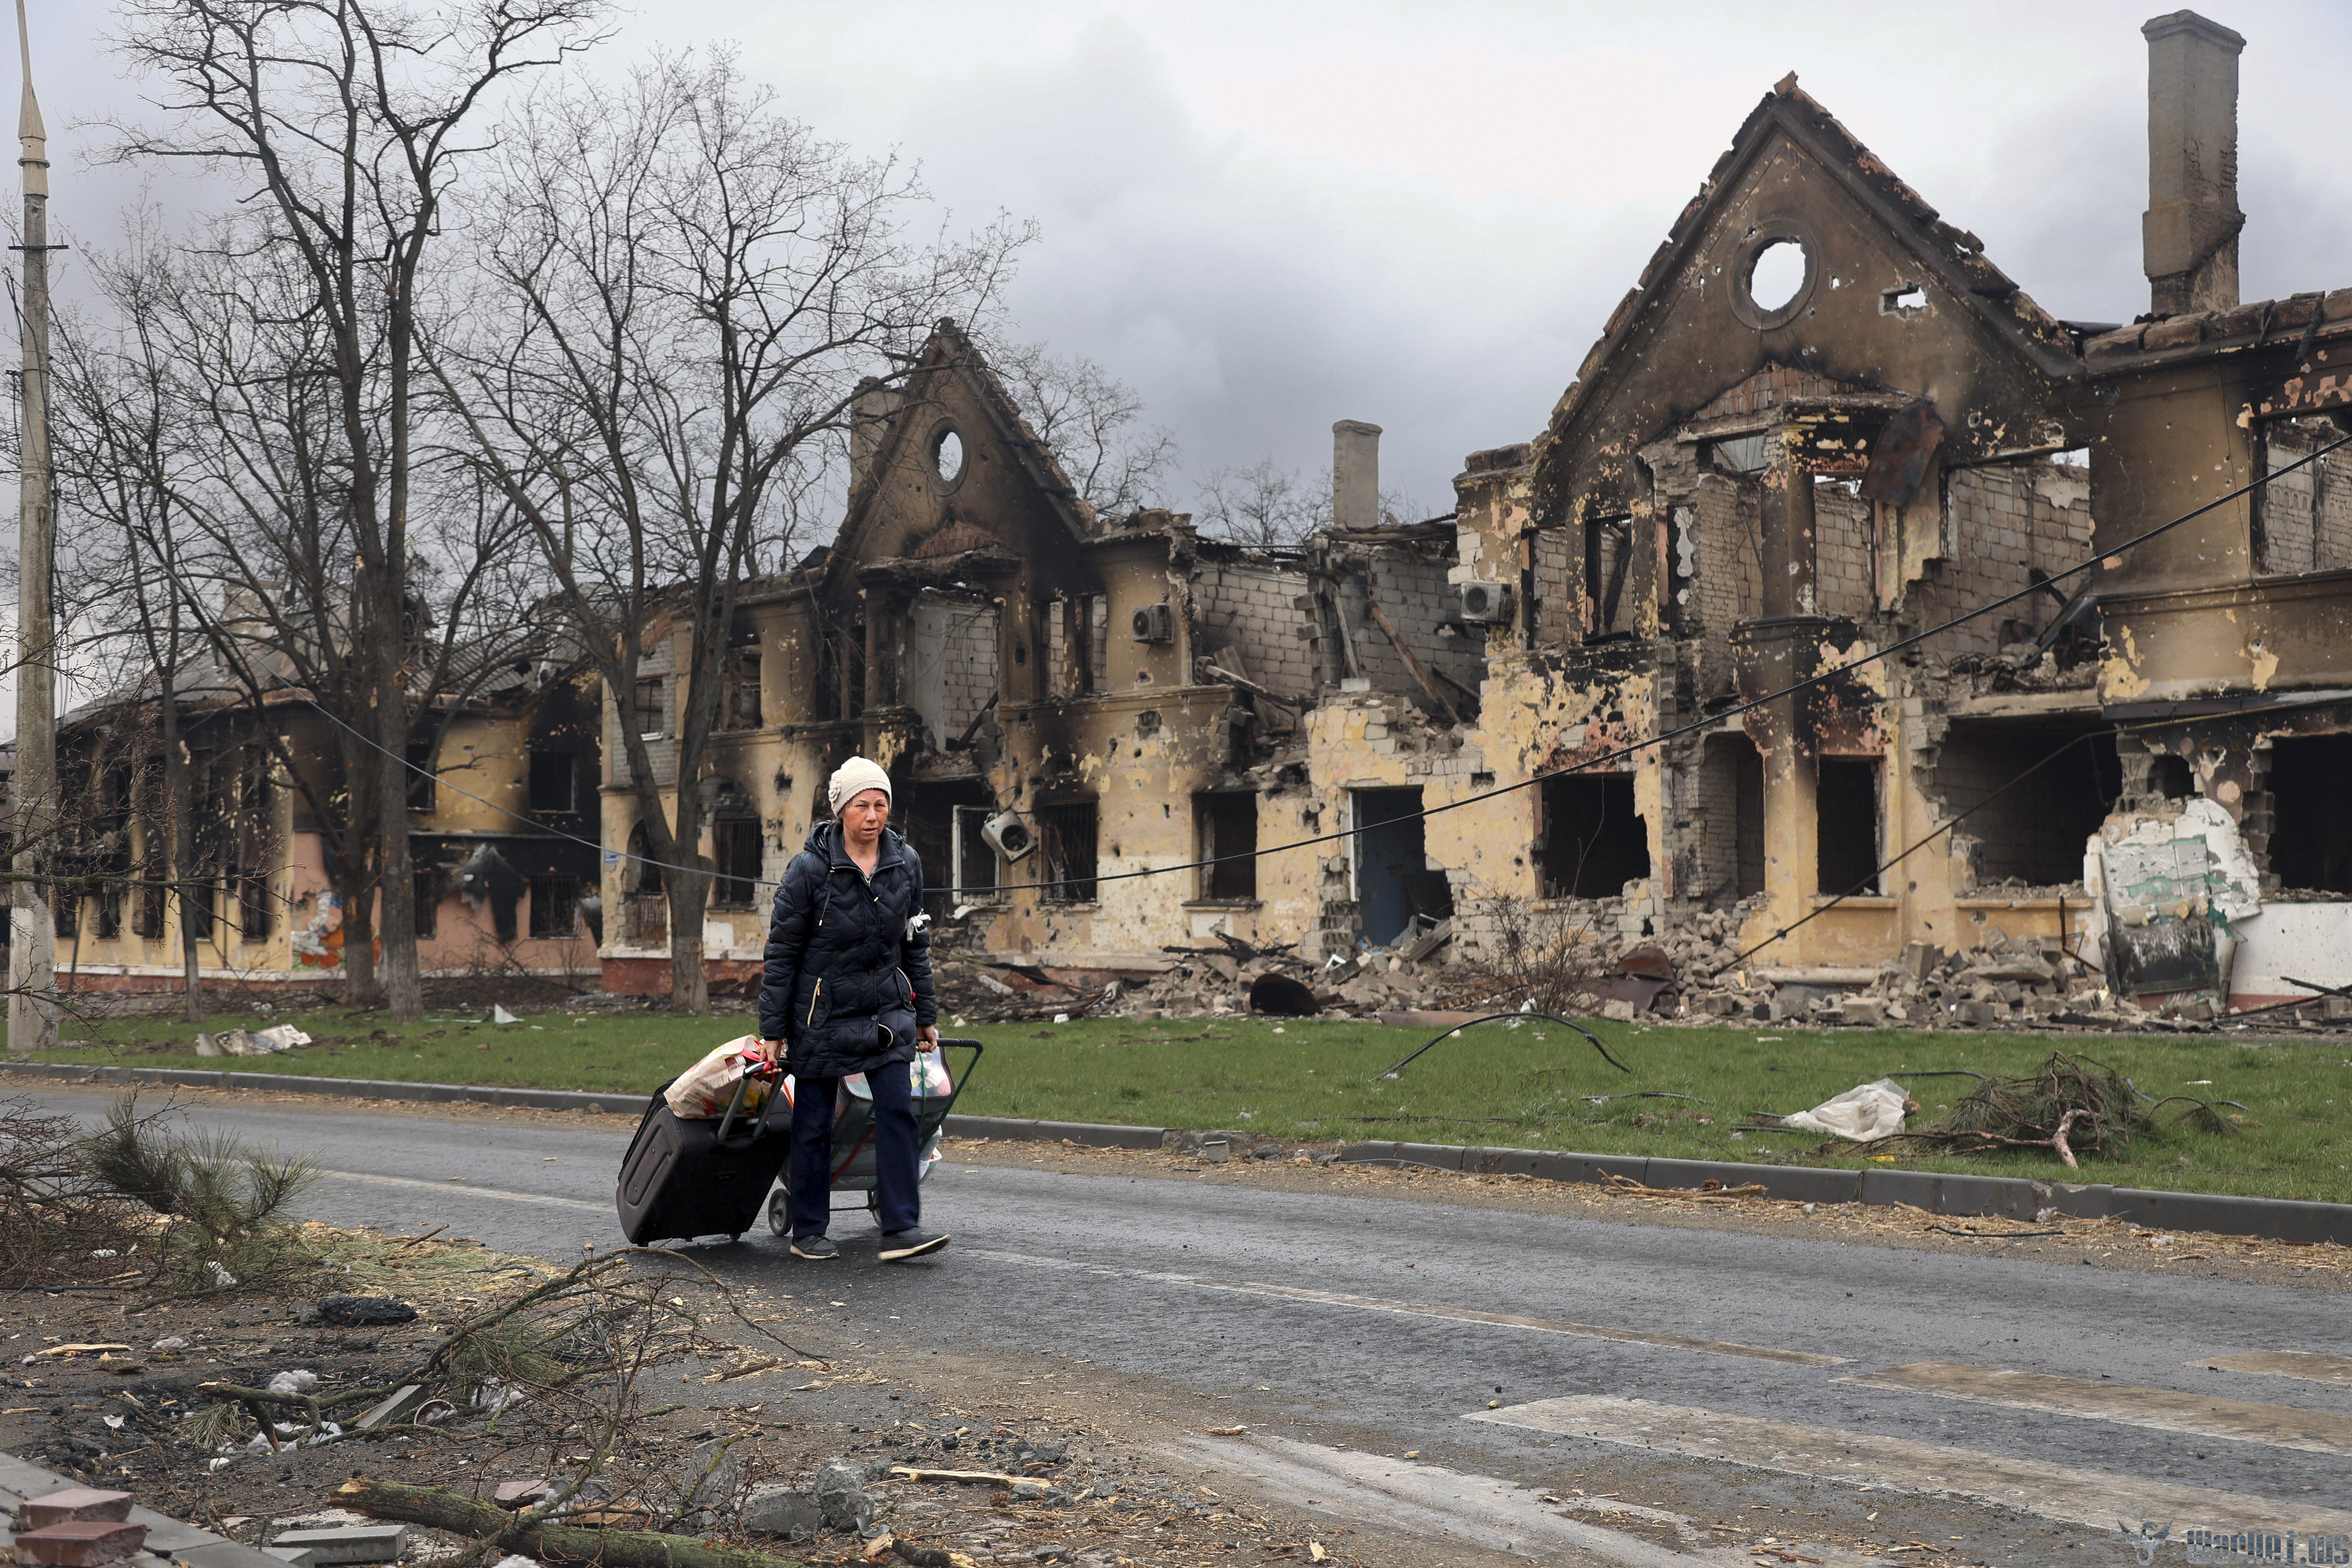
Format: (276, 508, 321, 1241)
(715, 1063, 783, 1144)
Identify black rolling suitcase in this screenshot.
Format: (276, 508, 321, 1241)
(615, 1068, 788, 1245)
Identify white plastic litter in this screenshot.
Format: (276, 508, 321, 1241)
(193, 1024, 310, 1057)
(491, 1004, 522, 1024)
(1779, 1078, 1914, 1142)
(151, 1336, 189, 1352)
(207, 1261, 239, 1287)
(267, 1369, 319, 1396)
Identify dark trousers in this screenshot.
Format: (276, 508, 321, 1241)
(788, 1057, 921, 1237)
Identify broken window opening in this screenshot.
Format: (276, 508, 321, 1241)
(711, 818, 763, 908)
(1816, 757, 1883, 896)
(951, 801, 1001, 904)
(415, 869, 439, 939)
(723, 651, 764, 730)
(1195, 792, 1259, 901)
(902, 778, 991, 915)
(1038, 800, 1099, 903)
(1709, 433, 1774, 475)
(1936, 723, 2119, 887)
(529, 750, 579, 816)
(1880, 282, 1926, 318)
(632, 677, 665, 741)
(529, 872, 582, 940)
(406, 738, 437, 812)
(1537, 774, 1652, 899)
(1583, 516, 1635, 640)
(2147, 753, 2194, 800)
(2253, 416, 2352, 575)
(2267, 734, 2352, 893)
(1354, 787, 1452, 947)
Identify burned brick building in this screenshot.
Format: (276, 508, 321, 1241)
(1439, 7, 2352, 1012)
(600, 9, 2352, 1014)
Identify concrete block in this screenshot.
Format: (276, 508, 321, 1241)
(265, 1527, 407, 1565)
(172, 1544, 293, 1568)
(352, 1386, 425, 1431)
(19, 1492, 134, 1528)
(263, 1550, 317, 1567)
(13, 1522, 151, 1566)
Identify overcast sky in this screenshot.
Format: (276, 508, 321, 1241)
(12, 0, 2352, 718)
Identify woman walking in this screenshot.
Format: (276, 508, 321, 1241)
(755, 757, 948, 1262)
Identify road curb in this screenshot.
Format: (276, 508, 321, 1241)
(1332, 1139, 2352, 1246)
(7, 1059, 2346, 1244)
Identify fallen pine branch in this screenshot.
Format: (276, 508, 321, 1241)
(340, 1476, 813, 1568)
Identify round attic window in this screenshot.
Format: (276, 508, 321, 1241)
(1730, 218, 1818, 330)
(933, 427, 965, 486)
(1748, 240, 1807, 312)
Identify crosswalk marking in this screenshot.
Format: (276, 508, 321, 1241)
(1850, 1361, 2352, 1456)
(2200, 1350, 2352, 1385)
(1468, 1396, 2352, 1535)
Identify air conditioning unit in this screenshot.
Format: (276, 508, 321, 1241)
(980, 809, 1036, 864)
(1130, 603, 1175, 643)
(1458, 581, 1513, 623)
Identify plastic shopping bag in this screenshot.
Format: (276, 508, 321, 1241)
(911, 1050, 954, 1102)
(662, 1036, 777, 1120)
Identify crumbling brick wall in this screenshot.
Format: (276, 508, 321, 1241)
(1815, 482, 1875, 620)
(1911, 459, 2094, 654)
(1532, 524, 1577, 644)
(1193, 562, 1316, 697)
(608, 632, 681, 789)
(937, 601, 998, 741)
(1360, 549, 1484, 704)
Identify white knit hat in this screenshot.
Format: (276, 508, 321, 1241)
(827, 756, 893, 813)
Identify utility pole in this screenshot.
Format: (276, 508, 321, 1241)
(9, 0, 55, 1055)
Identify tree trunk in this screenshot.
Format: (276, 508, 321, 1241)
(159, 643, 202, 1025)
(667, 861, 710, 1015)
(376, 665, 423, 1021)
(340, 814, 382, 1009)
(339, 1476, 813, 1568)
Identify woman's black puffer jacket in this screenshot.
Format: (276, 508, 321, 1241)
(756, 819, 937, 1079)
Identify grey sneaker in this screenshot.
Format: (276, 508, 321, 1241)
(790, 1234, 839, 1261)
(878, 1228, 949, 1262)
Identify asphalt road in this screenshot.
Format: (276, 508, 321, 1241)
(21, 1089, 2352, 1565)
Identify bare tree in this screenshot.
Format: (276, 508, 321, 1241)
(437, 53, 1029, 1012)
(989, 342, 1177, 517)
(56, 217, 552, 1020)
(1196, 457, 1326, 547)
(100, 0, 603, 1019)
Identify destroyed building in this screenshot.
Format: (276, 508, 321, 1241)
(602, 10, 2352, 1016)
(16, 644, 604, 995)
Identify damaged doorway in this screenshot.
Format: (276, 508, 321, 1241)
(1537, 774, 1651, 898)
(1354, 787, 1452, 947)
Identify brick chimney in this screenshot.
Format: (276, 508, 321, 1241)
(2142, 10, 2245, 317)
(1332, 419, 1381, 532)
